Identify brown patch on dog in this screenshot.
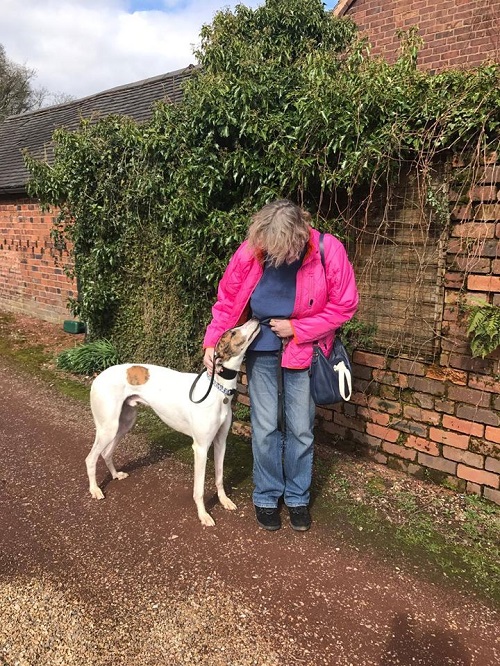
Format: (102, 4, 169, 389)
(126, 365, 150, 386)
(215, 330, 246, 363)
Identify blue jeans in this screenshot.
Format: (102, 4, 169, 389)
(246, 351, 316, 508)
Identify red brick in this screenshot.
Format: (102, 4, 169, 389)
(485, 457, 500, 474)
(417, 452, 457, 475)
(468, 375, 500, 393)
(372, 370, 408, 388)
(468, 185, 498, 202)
(467, 275, 500, 292)
(389, 358, 426, 376)
(443, 446, 483, 468)
(485, 426, 500, 444)
(407, 376, 446, 396)
(357, 407, 391, 426)
(366, 423, 400, 443)
(403, 406, 441, 425)
(333, 412, 365, 432)
(367, 396, 402, 415)
(478, 167, 500, 185)
(452, 221, 495, 237)
(353, 350, 386, 369)
(447, 385, 491, 408)
(407, 435, 439, 456)
(475, 204, 500, 220)
(381, 442, 417, 461)
(442, 415, 484, 437)
(457, 464, 499, 488)
(426, 366, 467, 385)
(483, 487, 500, 505)
(450, 207, 474, 222)
(429, 427, 469, 450)
(350, 391, 369, 407)
(466, 482, 482, 497)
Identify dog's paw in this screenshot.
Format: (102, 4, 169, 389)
(220, 496, 237, 511)
(199, 512, 216, 527)
(90, 486, 105, 500)
(114, 471, 129, 480)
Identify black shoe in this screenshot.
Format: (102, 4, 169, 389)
(255, 506, 281, 531)
(288, 506, 311, 532)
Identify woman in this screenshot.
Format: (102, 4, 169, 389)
(203, 200, 358, 531)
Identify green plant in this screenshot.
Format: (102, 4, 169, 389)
(466, 303, 500, 358)
(232, 402, 251, 422)
(56, 339, 120, 374)
(340, 317, 377, 354)
(24, 0, 500, 368)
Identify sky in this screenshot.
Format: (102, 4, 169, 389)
(1, 1, 338, 102)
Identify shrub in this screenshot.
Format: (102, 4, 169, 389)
(56, 339, 120, 375)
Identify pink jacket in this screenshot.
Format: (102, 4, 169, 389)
(203, 227, 359, 369)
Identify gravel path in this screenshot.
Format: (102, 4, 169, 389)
(0, 360, 499, 666)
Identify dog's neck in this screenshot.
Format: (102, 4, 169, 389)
(217, 365, 238, 380)
(211, 363, 240, 398)
(213, 376, 236, 397)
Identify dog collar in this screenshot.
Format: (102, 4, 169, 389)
(213, 376, 237, 397)
(217, 366, 238, 380)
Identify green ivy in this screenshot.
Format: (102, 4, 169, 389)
(24, 0, 500, 369)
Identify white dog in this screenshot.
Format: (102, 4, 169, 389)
(85, 318, 260, 526)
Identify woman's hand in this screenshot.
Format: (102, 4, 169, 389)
(270, 319, 294, 340)
(203, 347, 215, 375)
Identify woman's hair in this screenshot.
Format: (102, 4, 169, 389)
(247, 199, 311, 267)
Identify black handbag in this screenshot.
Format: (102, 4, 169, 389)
(310, 337, 352, 405)
(309, 232, 353, 405)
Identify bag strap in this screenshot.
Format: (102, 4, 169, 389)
(333, 359, 352, 401)
(311, 232, 327, 351)
(319, 232, 326, 272)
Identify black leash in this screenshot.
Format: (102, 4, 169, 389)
(259, 317, 286, 433)
(276, 338, 285, 433)
(189, 365, 216, 404)
(189, 351, 239, 404)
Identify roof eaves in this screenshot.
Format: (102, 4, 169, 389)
(4, 64, 197, 123)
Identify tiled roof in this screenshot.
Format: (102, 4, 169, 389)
(0, 65, 195, 194)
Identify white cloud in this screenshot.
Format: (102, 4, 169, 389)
(0, 0, 264, 99)
(1, 0, 338, 100)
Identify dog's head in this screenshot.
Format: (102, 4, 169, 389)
(214, 319, 260, 371)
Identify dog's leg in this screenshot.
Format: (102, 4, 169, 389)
(101, 440, 129, 481)
(86, 430, 116, 500)
(192, 439, 215, 527)
(101, 401, 137, 482)
(213, 416, 237, 512)
(86, 399, 137, 499)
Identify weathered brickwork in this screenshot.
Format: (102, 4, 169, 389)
(336, 0, 500, 70)
(310, 154, 500, 504)
(0, 198, 75, 322)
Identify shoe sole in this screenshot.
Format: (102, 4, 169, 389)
(290, 523, 311, 532)
(256, 520, 281, 531)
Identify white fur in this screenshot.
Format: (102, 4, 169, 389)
(85, 319, 260, 526)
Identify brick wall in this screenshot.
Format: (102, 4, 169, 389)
(309, 154, 500, 505)
(339, 0, 499, 70)
(0, 197, 75, 322)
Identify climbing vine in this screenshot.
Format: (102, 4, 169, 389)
(25, 0, 500, 369)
